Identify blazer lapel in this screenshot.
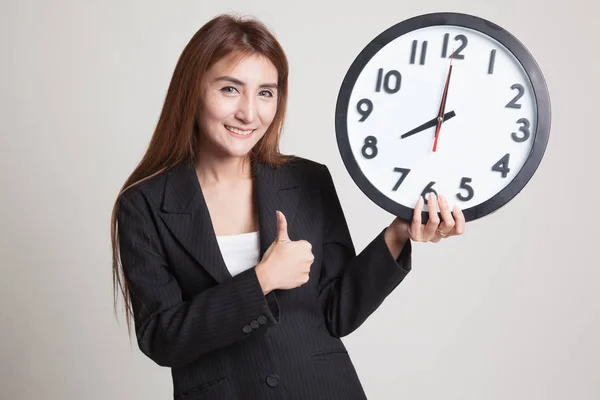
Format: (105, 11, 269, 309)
(158, 158, 300, 284)
(254, 161, 300, 256)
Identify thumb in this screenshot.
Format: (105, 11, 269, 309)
(276, 210, 290, 242)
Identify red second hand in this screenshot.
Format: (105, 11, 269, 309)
(432, 51, 454, 152)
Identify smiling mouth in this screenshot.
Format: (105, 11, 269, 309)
(225, 125, 255, 136)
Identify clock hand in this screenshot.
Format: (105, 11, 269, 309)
(400, 111, 456, 139)
(432, 50, 454, 152)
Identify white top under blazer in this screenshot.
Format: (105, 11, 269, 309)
(215, 231, 261, 277)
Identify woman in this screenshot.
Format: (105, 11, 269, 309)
(110, 13, 465, 400)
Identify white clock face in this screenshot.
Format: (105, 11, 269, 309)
(345, 25, 538, 213)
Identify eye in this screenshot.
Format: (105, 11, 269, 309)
(220, 86, 239, 94)
(259, 89, 274, 97)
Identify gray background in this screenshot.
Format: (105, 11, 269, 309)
(1, 0, 597, 399)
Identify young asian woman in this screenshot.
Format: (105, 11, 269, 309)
(110, 13, 465, 400)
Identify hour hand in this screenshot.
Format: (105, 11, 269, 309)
(400, 111, 456, 139)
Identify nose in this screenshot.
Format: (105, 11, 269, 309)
(235, 94, 256, 124)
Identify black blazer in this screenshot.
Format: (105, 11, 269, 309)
(117, 156, 412, 400)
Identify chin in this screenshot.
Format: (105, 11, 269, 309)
(227, 149, 254, 158)
(219, 142, 258, 158)
(226, 136, 265, 156)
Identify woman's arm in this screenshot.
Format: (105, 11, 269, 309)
(117, 193, 279, 368)
(316, 164, 412, 338)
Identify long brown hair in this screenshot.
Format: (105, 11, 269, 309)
(110, 13, 294, 334)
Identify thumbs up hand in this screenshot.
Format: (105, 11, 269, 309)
(255, 211, 315, 294)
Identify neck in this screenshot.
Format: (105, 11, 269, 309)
(195, 150, 252, 186)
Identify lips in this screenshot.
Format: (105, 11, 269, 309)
(225, 124, 254, 136)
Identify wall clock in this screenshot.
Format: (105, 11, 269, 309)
(334, 12, 551, 222)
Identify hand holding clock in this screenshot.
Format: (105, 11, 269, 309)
(385, 193, 465, 247)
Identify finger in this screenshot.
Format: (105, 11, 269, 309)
(451, 205, 466, 235)
(276, 210, 290, 242)
(423, 193, 440, 240)
(436, 194, 455, 236)
(411, 196, 424, 240)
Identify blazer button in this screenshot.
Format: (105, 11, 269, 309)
(242, 325, 252, 334)
(257, 315, 267, 325)
(250, 320, 259, 329)
(266, 373, 280, 387)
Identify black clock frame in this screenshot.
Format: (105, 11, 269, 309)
(335, 12, 551, 223)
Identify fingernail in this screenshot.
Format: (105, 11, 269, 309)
(276, 210, 281, 221)
(429, 193, 436, 201)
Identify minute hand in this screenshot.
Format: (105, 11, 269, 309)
(433, 52, 454, 152)
(400, 111, 456, 139)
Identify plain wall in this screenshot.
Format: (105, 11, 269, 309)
(1, 0, 598, 399)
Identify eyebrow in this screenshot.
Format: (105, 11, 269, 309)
(214, 76, 278, 90)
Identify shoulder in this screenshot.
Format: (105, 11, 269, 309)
(277, 155, 337, 189)
(116, 166, 170, 213)
(282, 155, 324, 174)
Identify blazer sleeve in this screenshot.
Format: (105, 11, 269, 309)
(316, 164, 412, 338)
(116, 192, 280, 368)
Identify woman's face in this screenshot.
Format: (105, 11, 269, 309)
(197, 53, 279, 159)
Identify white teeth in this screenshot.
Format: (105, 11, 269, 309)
(226, 125, 253, 135)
